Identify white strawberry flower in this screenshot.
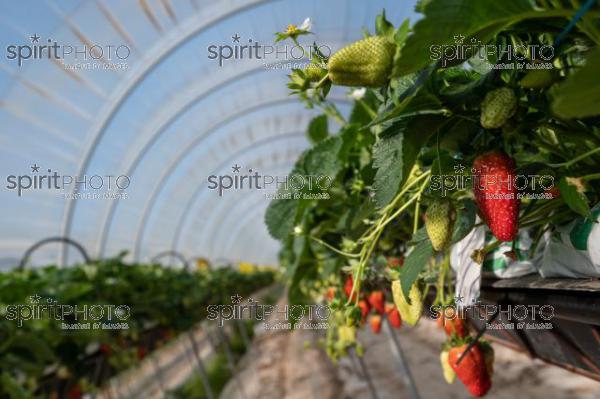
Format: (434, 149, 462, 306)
(350, 87, 366, 100)
(276, 17, 313, 43)
(299, 17, 312, 32)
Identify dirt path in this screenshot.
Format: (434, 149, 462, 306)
(223, 307, 600, 399)
(221, 325, 342, 399)
(354, 319, 600, 399)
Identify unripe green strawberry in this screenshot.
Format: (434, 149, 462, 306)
(338, 324, 357, 347)
(425, 199, 455, 251)
(328, 36, 396, 87)
(480, 87, 517, 129)
(391, 280, 423, 326)
(305, 64, 327, 82)
(519, 69, 556, 89)
(440, 349, 456, 384)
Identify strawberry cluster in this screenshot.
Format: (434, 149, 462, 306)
(336, 275, 403, 334)
(437, 308, 494, 397)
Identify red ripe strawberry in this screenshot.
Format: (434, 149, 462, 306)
(439, 308, 468, 338)
(162, 328, 174, 340)
(324, 287, 336, 301)
(448, 343, 492, 397)
(137, 346, 147, 360)
(99, 343, 112, 356)
(67, 385, 82, 399)
(387, 257, 404, 268)
(473, 151, 520, 241)
(444, 317, 467, 338)
(436, 310, 445, 329)
(369, 314, 382, 334)
(344, 275, 357, 301)
(545, 186, 560, 199)
(367, 290, 385, 315)
(358, 299, 370, 323)
(385, 303, 402, 329)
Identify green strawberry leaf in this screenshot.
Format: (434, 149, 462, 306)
(393, 0, 539, 77)
(558, 177, 592, 218)
(439, 118, 480, 153)
(370, 70, 440, 127)
(451, 199, 477, 243)
(394, 19, 411, 47)
(409, 226, 428, 244)
(552, 48, 600, 119)
(307, 115, 329, 144)
(375, 9, 395, 37)
(287, 235, 316, 325)
(265, 160, 306, 241)
(266, 136, 343, 239)
(372, 115, 446, 207)
(415, 0, 432, 13)
(302, 136, 343, 179)
(265, 198, 301, 240)
(59, 282, 93, 302)
(1, 372, 33, 399)
(391, 19, 411, 77)
(372, 127, 408, 207)
(339, 124, 360, 161)
(400, 240, 433, 299)
(7, 334, 55, 363)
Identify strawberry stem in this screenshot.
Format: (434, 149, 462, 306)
(315, 73, 330, 89)
(547, 146, 600, 168)
(347, 171, 431, 307)
(470, 240, 502, 264)
(357, 99, 378, 119)
(310, 236, 361, 258)
(581, 172, 600, 180)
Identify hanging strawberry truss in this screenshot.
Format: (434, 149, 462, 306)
(266, 1, 600, 396)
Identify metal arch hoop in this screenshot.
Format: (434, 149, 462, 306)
(223, 214, 266, 262)
(215, 187, 287, 259)
(168, 133, 305, 259)
(96, 65, 350, 258)
(97, 65, 287, 257)
(129, 97, 350, 261)
(150, 250, 190, 270)
(223, 212, 277, 268)
(19, 237, 90, 270)
(127, 99, 299, 258)
(59, 0, 282, 265)
(220, 207, 272, 259)
(188, 158, 302, 260)
(194, 162, 297, 260)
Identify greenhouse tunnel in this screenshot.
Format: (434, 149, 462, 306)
(0, 0, 413, 269)
(1, 1, 600, 399)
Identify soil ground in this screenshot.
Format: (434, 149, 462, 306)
(222, 303, 600, 399)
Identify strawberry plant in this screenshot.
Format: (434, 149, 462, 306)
(267, 1, 600, 395)
(0, 257, 276, 398)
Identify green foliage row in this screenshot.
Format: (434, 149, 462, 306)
(0, 257, 276, 398)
